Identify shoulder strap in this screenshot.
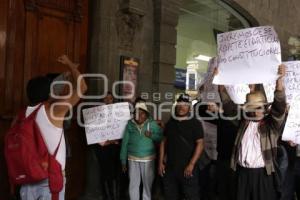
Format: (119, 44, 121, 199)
(32, 102, 63, 157)
(27, 103, 44, 119)
(53, 132, 63, 157)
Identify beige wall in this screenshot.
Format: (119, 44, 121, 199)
(232, 0, 299, 59)
(88, 0, 299, 103)
(88, 0, 155, 98)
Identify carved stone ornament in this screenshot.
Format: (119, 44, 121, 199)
(115, 9, 143, 51)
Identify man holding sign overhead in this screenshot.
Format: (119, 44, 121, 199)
(229, 64, 287, 200)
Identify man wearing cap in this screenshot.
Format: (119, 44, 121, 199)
(230, 64, 287, 200)
(159, 94, 204, 200)
(120, 102, 163, 200)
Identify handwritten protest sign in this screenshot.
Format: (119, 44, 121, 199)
(282, 94, 300, 144)
(213, 26, 281, 85)
(225, 84, 250, 104)
(82, 102, 131, 145)
(283, 61, 300, 104)
(263, 82, 276, 103)
(201, 121, 218, 160)
(200, 57, 221, 102)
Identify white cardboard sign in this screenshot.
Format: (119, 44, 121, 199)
(213, 26, 281, 85)
(225, 84, 250, 104)
(82, 102, 131, 145)
(282, 94, 300, 144)
(284, 61, 300, 104)
(263, 82, 276, 103)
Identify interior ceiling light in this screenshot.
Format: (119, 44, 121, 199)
(195, 54, 211, 61)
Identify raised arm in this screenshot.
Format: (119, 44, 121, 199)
(56, 55, 88, 106)
(213, 68, 239, 118)
(49, 55, 88, 119)
(269, 64, 287, 130)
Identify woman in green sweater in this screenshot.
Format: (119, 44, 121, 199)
(120, 102, 163, 200)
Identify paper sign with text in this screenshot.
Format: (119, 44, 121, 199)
(282, 94, 300, 144)
(82, 102, 131, 145)
(225, 84, 250, 104)
(213, 26, 281, 85)
(284, 61, 300, 104)
(200, 57, 221, 102)
(263, 82, 276, 103)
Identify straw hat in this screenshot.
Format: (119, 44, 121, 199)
(135, 102, 149, 113)
(243, 91, 267, 111)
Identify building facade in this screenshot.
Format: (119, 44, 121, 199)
(1, 0, 300, 199)
(88, 0, 300, 108)
(81, 0, 300, 199)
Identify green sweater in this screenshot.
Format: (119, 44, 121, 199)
(120, 119, 163, 165)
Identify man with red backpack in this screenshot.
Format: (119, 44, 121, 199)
(5, 55, 87, 200)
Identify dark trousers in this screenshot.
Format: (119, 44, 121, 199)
(237, 166, 279, 200)
(295, 158, 300, 199)
(199, 161, 217, 200)
(163, 168, 200, 200)
(216, 160, 236, 200)
(96, 145, 121, 200)
(281, 157, 300, 200)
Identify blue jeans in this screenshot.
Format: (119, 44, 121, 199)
(20, 178, 66, 200)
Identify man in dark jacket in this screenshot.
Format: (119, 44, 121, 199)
(195, 93, 239, 200)
(230, 64, 287, 200)
(215, 86, 241, 200)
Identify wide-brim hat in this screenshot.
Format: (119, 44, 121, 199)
(135, 102, 149, 113)
(243, 91, 267, 111)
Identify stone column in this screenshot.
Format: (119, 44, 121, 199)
(153, 0, 182, 121)
(80, 0, 148, 199)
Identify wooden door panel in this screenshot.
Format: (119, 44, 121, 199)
(0, 0, 9, 115)
(36, 16, 72, 74)
(0, 0, 89, 199)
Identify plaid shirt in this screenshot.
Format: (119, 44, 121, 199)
(230, 90, 286, 175)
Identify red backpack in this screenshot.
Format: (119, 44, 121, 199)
(4, 104, 64, 200)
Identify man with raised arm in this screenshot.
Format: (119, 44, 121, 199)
(20, 55, 87, 200)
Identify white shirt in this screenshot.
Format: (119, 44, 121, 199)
(238, 121, 265, 168)
(26, 104, 66, 170)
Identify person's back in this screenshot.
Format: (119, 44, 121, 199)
(26, 104, 66, 170)
(20, 55, 87, 200)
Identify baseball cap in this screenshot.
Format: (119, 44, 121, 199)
(177, 93, 191, 103)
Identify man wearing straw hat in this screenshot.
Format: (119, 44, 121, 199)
(230, 64, 287, 200)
